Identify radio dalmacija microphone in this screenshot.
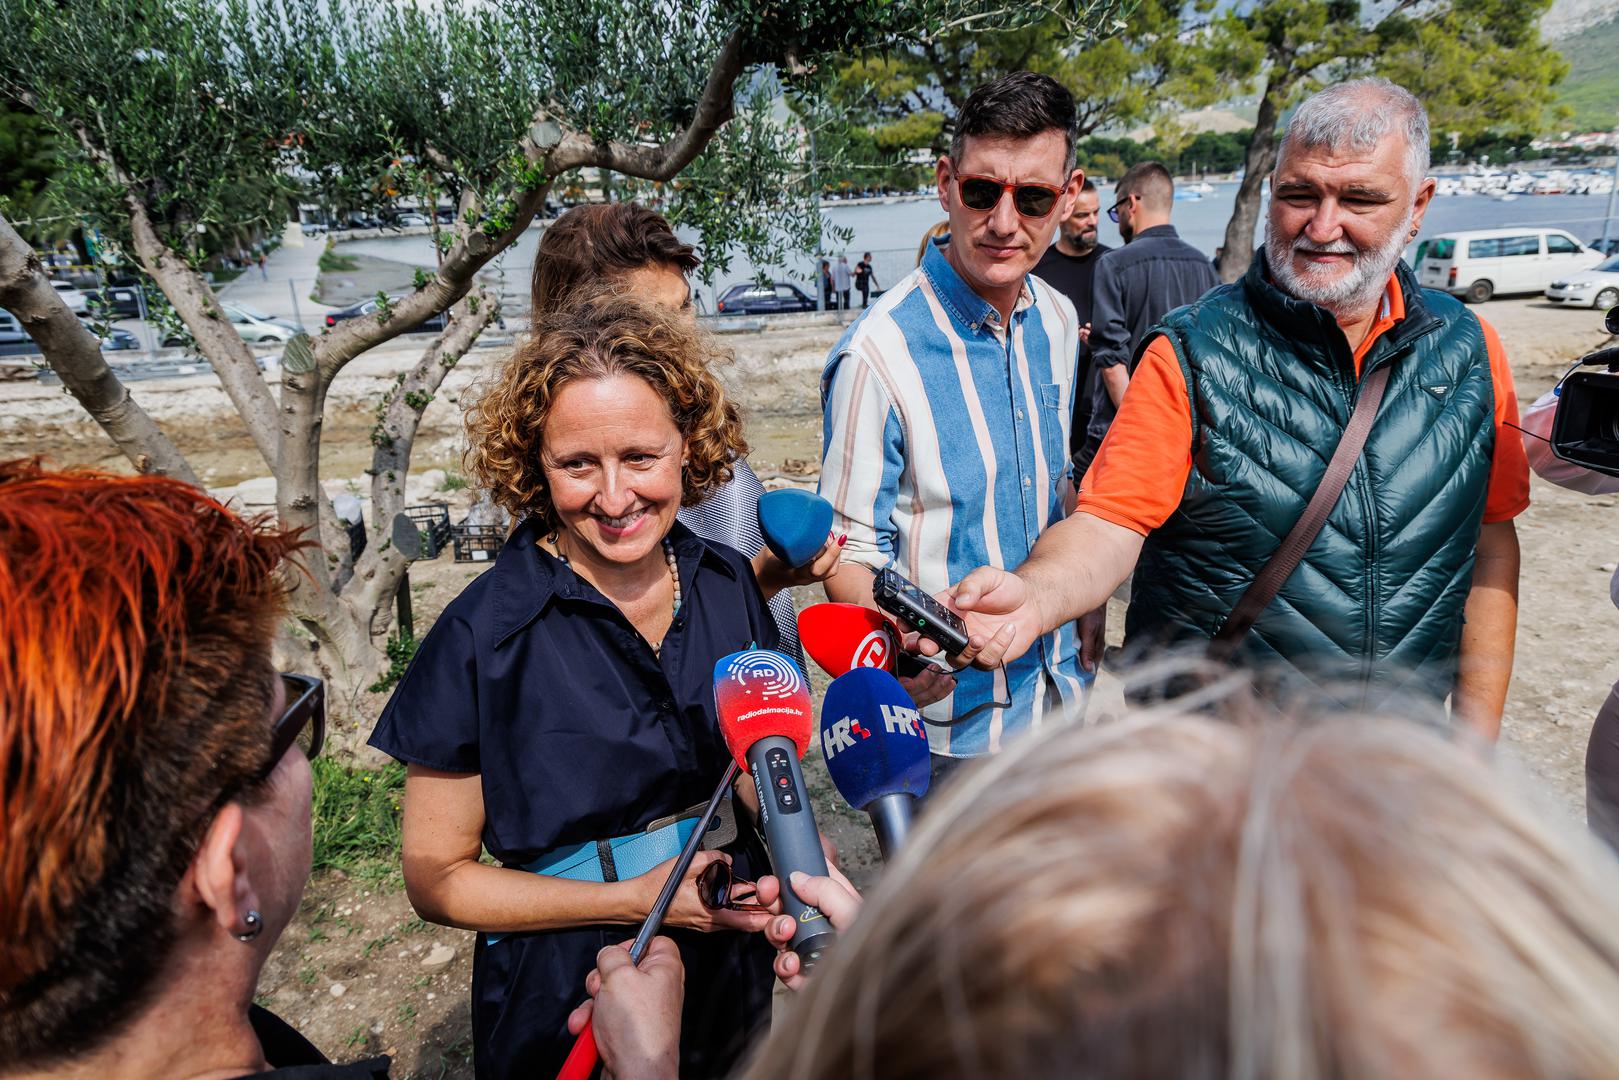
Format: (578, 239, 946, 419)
(713, 648, 835, 971)
(820, 667, 930, 861)
(798, 601, 898, 678)
(757, 488, 834, 568)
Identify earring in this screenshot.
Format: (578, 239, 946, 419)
(234, 910, 264, 942)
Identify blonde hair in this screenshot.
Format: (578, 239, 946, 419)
(464, 288, 746, 527)
(916, 221, 950, 267)
(744, 705, 1619, 1079)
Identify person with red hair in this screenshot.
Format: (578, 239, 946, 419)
(0, 459, 368, 1078)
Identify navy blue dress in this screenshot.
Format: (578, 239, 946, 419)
(369, 517, 778, 1079)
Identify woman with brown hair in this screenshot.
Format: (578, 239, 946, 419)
(0, 461, 358, 1078)
(369, 291, 781, 1079)
(530, 202, 840, 667)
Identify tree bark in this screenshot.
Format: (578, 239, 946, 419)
(1216, 72, 1288, 283)
(350, 285, 501, 636)
(0, 213, 200, 484)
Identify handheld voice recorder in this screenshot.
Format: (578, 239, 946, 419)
(873, 566, 971, 656)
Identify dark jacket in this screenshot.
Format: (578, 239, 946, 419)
(1078, 224, 1218, 469)
(1126, 253, 1496, 708)
(238, 1006, 391, 1078)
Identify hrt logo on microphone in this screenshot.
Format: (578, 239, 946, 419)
(821, 703, 924, 759)
(880, 702, 924, 738)
(820, 715, 870, 759)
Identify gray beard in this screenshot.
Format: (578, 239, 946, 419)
(1264, 210, 1411, 316)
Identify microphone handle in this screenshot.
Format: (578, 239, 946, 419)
(866, 792, 916, 863)
(745, 734, 835, 971)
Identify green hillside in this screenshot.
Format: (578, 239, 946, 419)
(1556, 14, 1619, 132)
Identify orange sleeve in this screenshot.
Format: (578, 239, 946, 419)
(1075, 334, 1193, 535)
(1477, 317, 1531, 523)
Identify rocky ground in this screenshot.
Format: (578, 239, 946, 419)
(5, 296, 1616, 1075)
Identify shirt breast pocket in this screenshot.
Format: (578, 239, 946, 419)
(1038, 382, 1068, 478)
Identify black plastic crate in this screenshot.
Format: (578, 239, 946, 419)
(452, 522, 503, 563)
(405, 503, 453, 560)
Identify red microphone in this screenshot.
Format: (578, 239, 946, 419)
(797, 602, 898, 678)
(713, 649, 835, 970)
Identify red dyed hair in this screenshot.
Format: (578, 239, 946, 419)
(0, 459, 303, 1063)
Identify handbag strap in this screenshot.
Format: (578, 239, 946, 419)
(1208, 361, 1394, 662)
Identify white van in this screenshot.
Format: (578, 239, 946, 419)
(1418, 228, 1604, 303)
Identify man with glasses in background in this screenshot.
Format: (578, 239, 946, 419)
(819, 71, 1095, 776)
(1073, 160, 1217, 478)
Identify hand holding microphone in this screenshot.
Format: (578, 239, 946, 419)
(755, 870, 865, 990)
(567, 937, 683, 1080)
(752, 489, 844, 596)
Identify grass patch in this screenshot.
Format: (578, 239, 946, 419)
(310, 757, 406, 881)
(437, 471, 469, 492)
(320, 249, 361, 273)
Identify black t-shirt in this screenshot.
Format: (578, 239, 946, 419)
(1033, 241, 1110, 328)
(237, 1006, 391, 1079)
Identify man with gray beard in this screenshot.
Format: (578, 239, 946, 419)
(937, 78, 1531, 741)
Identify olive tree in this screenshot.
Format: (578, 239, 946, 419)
(1, 0, 1127, 748)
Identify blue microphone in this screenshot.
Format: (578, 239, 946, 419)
(757, 488, 834, 568)
(820, 667, 931, 861)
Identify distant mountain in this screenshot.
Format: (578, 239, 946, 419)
(1542, 0, 1619, 39)
(1551, 9, 1619, 132)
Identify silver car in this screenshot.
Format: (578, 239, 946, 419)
(1545, 255, 1619, 310)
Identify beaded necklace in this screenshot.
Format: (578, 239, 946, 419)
(553, 536, 682, 655)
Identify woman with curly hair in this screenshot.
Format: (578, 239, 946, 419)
(530, 202, 842, 667)
(368, 291, 781, 1079)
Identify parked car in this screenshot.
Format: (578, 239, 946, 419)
(161, 303, 300, 346)
(0, 310, 28, 344)
(394, 212, 431, 227)
(714, 281, 818, 315)
(87, 283, 145, 319)
(1590, 237, 1619, 257)
(50, 280, 88, 314)
(1418, 228, 1604, 303)
(1546, 254, 1619, 310)
(323, 294, 506, 335)
(98, 327, 141, 351)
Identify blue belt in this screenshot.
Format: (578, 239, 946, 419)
(484, 816, 700, 945)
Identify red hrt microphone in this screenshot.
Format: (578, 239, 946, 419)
(713, 648, 835, 970)
(797, 601, 898, 678)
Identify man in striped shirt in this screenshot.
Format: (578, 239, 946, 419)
(819, 72, 1099, 766)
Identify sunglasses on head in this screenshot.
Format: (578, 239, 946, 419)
(262, 672, 325, 780)
(953, 171, 1065, 219)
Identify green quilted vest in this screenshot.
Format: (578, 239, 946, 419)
(1125, 252, 1496, 707)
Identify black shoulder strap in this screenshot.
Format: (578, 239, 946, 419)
(1208, 361, 1394, 662)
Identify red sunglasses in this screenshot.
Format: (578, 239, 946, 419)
(952, 170, 1066, 219)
